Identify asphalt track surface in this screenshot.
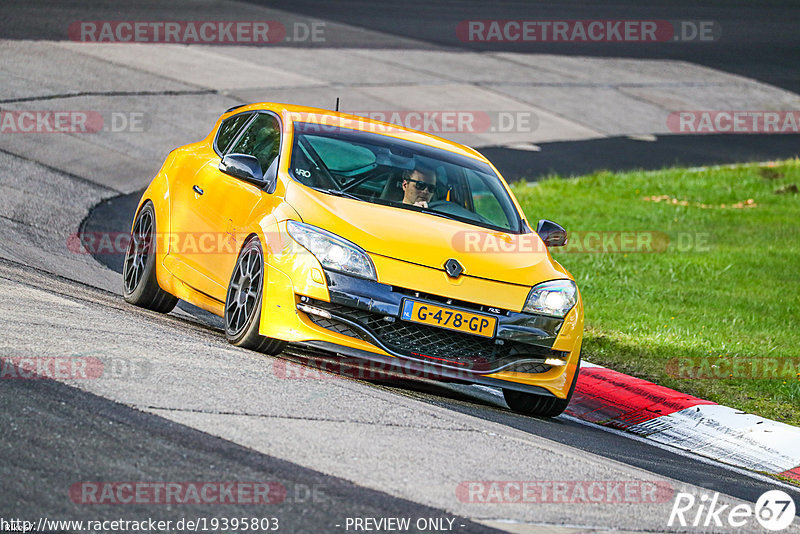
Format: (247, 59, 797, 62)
(1, 1, 799, 177)
(483, 133, 800, 180)
(0, 351, 497, 534)
(255, 0, 800, 92)
(2, 1, 800, 533)
(81, 190, 800, 507)
(254, 0, 800, 176)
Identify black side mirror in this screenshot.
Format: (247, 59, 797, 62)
(536, 219, 567, 247)
(219, 154, 266, 186)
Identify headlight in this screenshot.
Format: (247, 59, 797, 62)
(523, 279, 577, 318)
(286, 220, 376, 280)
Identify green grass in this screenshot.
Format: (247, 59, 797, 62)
(511, 159, 800, 426)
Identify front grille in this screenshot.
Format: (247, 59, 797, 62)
(306, 300, 560, 373)
(307, 315, 364, 340)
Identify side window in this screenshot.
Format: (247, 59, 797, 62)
(229, 113, 281, 173)
(464, 170, 511, 229)
(215, 113, 253, 154)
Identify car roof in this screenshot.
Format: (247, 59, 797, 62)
(223, 102, 491, 164)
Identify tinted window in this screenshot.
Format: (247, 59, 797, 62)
(215, 113, 253, 154)
(230, 114, 281, 173)
(464, 169, 513, 229)
(289, 122, 520, 233)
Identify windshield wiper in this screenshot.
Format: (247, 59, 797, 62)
(413, 206, 459, 222)
(316, 188, 364, 201)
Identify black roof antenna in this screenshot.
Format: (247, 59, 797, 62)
(335, 97, 340, 112)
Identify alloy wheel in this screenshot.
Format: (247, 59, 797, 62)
(123, 209, 153, 295)
(226, 247, 263, 337)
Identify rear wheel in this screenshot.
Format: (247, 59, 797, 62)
(225, 236, 286, 355)
(122, 202, 178, 313)
(503, 357, 581, 417)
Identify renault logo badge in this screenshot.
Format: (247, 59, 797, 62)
(444, 258, 464, 278)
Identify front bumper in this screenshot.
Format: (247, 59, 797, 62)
(260, 246, 582, 398)
(301, 270, 568, 375)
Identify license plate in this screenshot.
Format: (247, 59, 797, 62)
(400, 299, 496, 338)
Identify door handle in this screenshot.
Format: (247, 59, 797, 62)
(193, 185, 204, 195)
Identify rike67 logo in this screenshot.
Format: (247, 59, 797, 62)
(669, 490, 796, 531)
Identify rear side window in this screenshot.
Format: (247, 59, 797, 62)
(215, 113, 253, 154)
(229, 113, 281, 173)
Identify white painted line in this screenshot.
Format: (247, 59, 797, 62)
(626, 134, 657, 142)
(627, 404, 800, 473)
(477, 365, 800, 479)
(502, 142, 541, 152)
(562, 414, 800, 495)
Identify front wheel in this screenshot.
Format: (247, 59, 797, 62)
(224, 236, 286, 355)
(122, 202, 178, 313)
(503, 357, 581, 417)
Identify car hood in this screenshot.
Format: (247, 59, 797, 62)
(285, 182, 569, 287)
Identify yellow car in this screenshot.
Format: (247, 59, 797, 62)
(123, 103, 583, 417)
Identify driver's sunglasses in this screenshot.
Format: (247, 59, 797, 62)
(407, 179, 435, 192)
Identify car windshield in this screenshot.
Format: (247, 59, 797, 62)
(289, 122, 522, 233)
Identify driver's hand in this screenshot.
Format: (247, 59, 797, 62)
(413, 200, 429, 208)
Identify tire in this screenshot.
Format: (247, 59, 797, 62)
(224, 236, 286, 355)
(122, 202, 178, 313)
(503, 357, 581, 417)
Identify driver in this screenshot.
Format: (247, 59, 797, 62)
(401, 166, 437, 208)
